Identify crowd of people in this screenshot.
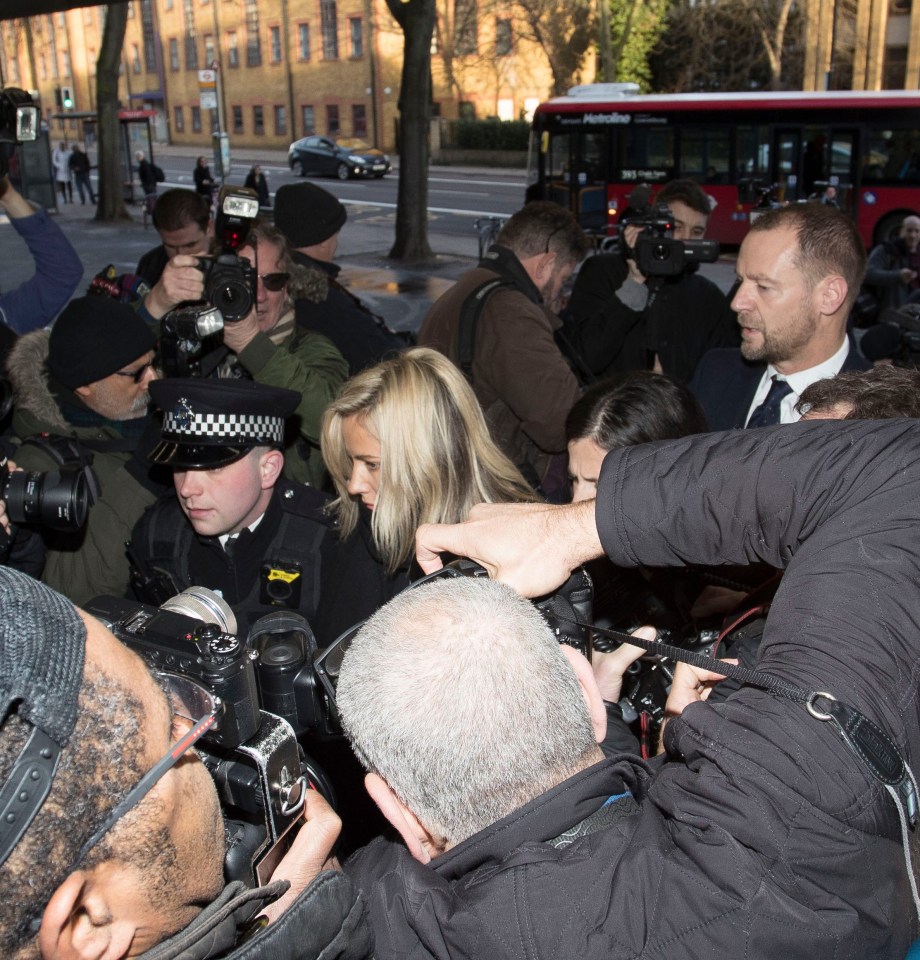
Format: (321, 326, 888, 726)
(1, 169, 919, 960)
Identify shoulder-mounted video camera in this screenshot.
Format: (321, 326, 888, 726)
(623, 199, 719, 278)
(0, 87, 39, 180)
(160, 187, 260, 378)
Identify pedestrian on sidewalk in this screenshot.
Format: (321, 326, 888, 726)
(244, 164, 270, 207)
(194, 155, 216, 199)
(68, 143, 95, 205)
(51, 141, 72, 204)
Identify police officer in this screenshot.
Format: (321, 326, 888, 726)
(129, 378, 333, 632)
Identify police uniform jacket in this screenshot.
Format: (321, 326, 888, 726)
(345, 420, 920, 959)
(130, 480, 332, 632)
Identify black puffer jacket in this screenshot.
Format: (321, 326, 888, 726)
(346, 420, 920, 959)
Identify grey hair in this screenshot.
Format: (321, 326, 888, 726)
(336, 577, 599, 846)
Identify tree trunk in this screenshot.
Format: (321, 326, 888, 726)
(95, 4, 131, 221)
(386, 0, 436, 263)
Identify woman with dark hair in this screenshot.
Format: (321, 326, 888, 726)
(566, 370, 707, 501)
(244, 164, 270, 207)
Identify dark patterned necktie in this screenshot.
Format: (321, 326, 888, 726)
(746, 375, 793, 428)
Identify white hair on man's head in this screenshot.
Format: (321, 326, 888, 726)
(336, 577, 599, 846)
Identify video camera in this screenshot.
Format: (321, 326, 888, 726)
(623, 200, 719, 278)
(737, 178, 782, 214)
(160, 186, 260, 378)
(0, 87, 39, 181)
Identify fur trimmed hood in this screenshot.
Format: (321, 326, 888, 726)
(7, 329, 69, 431)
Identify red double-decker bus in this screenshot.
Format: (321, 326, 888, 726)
(525, 85, 920, 247)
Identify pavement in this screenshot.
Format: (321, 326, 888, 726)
(0, 143, 738, 334)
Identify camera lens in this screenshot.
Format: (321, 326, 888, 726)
(652, 242, 671, 261)
(4, 465, 89, 532)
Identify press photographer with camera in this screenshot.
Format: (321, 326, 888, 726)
(5, 297, 163, 605)
(562, 179, 736, 384)
(0, 90, 82, 343)
(0, 566, 374, 960)
(134, 188, 213, 293)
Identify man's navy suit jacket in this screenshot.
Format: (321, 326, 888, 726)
(689, 338, 871, 431)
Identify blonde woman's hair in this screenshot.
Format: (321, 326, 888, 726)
(321, 347, 539, 572)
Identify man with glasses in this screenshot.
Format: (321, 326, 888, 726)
(0, 566, 373, 959)
(6, 297, 165, 604)
(220, 221, 347, 488)
(419, 202, 588, 498)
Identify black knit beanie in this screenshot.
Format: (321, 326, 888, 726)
(274, 182, 347, 248)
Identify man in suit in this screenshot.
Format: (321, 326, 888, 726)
(690, 204, 870, 430)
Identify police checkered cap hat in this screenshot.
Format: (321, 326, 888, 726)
(148, 378, 300, 469)
(0, 569, 86, 866)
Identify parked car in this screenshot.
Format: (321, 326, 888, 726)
(288, 136, 391, 180)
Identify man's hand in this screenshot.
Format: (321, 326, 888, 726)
(143, 255, 206, 319)
(657, 659, 738, 753)
(592, 626, 655, 703)
(221, 308, 261, 354)
(416, 499, 603, 598)
(899, 268, 918, 285)
(621, 224, 647, 285)
(259, 790, 342, 925)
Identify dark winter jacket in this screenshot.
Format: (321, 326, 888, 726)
(346, 420, 920, 959)
(418, 245, 580, 486)
(865, 236, 920, 311)
(562, 252, 739, 383)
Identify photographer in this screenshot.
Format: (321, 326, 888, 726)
(135, 188, 212, 292)
(219, 220, 347, 489)
(563, 180, 737, 384)
(0, 565, 373, 960)
(6, 297, 162, 604)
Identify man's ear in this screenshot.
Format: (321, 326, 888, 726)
(258, 449, 285, 489)
(559, 645, 607, 744)
(816, 273, 849, 316)
(39, 871, 135, 960)
(74, 384, 93, 403)
(364, 772, 441, 865)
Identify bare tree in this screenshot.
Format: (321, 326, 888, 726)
(514, 0, 596, 95)
(386, 0, 437, 263)
(95, 3, 130, 221)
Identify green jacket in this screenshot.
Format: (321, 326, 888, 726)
(6, 330, 158, 605)
(235, 321, 347, 489)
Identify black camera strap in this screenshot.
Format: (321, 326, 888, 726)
(570, 615, 920, 916)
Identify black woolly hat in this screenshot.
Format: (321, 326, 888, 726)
(48, 296, 157, 390)
(273, 182, 347, 248)
(0, 569, 86, 866)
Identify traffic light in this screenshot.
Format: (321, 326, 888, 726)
(61, 86, 74, 109)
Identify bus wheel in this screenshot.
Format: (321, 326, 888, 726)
(874, 211, 919, 247)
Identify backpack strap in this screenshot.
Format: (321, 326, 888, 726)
(457, 278, 514, 385)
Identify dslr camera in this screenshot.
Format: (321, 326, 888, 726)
(84, 588, 338, 888)
(623, 200, 720, 278)
(160, 186, 260, 378)
(0, 87, 39, 180)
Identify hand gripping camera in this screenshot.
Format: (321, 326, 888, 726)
(623, 199, 720, 278)
(160, 186, 261, 378)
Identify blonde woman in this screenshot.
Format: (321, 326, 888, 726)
(314, 347, 538, 640)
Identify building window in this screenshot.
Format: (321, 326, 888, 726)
(227, 31, 239, 67)
(298, 23, 311, 60)
(141, 0, 158, 72)
(169, 37, 179, 70)
(270, 25, 282, 62)
(321, 0, 338, 59)
(191, 105, 202, 132)
(495, 18, 511, 55)
(184, 0, 198, 69)
(245, 0, 261, 66)
(127, 1, 135, 17)
(165, 0, 173, 8)
(302, 104, 315, 134)
(455, 0, 478, 55)
(349, 17, 363, 57)
(175, 105, 185, 131)
(253, 105, 265, 134)
(232, 105, 243, 133)
(353, 103, 367, 138)
(209, 108, 218, 132)
(274, 104, 287, 135)
(204, 34, 215, 65)
(883, 45, 909, 87)
(326, 104, 340, 135)
(459, 100, 476, 119)
(132, 43, 142, 72)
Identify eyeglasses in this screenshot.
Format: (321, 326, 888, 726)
(258, 272, 289, 292)
(76, 672, 220, 862)
(113, 357, 158, 384)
